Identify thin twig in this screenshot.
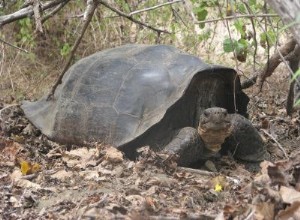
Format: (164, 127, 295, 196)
(98, 0, 170, 34)
(261, 129, 288, 159)
(243, 1, 257, 72)
(195, 13, 278, 24)
(42, 0, 70, 23)
(244, 208, 255, 220)
(129, 0, 182, 16)
(177, 167, 215, 176)
(47, 0, 98, 100)
(0, 104, 19, 120)
(0, 38, 28, 53)
(177, 167, 240, 184)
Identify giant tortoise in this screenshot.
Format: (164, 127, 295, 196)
(22, 44, 268, 166)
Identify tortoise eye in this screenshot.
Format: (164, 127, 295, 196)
(204, 110, 209, 117)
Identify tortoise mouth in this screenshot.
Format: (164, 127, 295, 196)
(198, 126, 233, 152)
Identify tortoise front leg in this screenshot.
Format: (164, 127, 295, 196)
(164, 127, 216, 167)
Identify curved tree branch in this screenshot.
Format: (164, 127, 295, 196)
(129, 0, 182, 16)
(97, 0, 170, 34)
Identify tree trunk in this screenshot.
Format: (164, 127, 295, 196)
(267, 0, 300, 45)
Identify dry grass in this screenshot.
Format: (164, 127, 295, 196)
(0, 1, 289, 104)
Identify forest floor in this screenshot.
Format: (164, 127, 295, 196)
(0, 70, 300, 219)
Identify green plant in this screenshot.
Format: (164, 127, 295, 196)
(60, 43, 71, 57)
(17, 18, 34, 46)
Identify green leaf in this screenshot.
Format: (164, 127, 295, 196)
(195, 7, 208, 28)
(249, 0, 256, 7)
(292, 69, 300, 81)
(260, 31, 276, 46)
(237, 3, 246, 14)
(223, 38, 237, 53)
(60, 43, 71, 57)
(234, 20, 245, 36)
(196, 8, 208, 21)
(236, 39, 248, 53)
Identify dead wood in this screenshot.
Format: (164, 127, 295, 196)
(286, 45, 300, 115)
(0, 38, 28, 53)
(47, 0, 98, 100)
(257, 38, 297, 90)
(0, 0, 69, 26)
(241, 38, 298, 89)
(267, 0, 300, 46)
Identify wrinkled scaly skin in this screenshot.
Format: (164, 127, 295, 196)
(164, 107, 269, 170)
(198, 107, 232, 152)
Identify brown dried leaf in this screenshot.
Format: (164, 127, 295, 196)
(144, 196, 158, 212)
(63, 147, 99, 168)
(268, 165, 289, 186)
(254, 202, 275, 220)
(0, 138, 22, 162)
(51, 170, 73, 181)
(280, 186, 300, 204)
(277, 201, 300, 220)
(260, 160, 275, 174)
(293, 166, 300, 191)
(104, 146, 123, 163)
(10, 170, 41, 190)
(222, 205, 239, 219)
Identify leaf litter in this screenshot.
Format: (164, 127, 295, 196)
(0, 92, 300, 219)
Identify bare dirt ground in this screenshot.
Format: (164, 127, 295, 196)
(0, 70, 300, 219)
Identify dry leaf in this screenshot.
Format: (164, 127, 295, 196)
(0, 138, 22, 161)
(63, 147, 99, 168)
(10, 170, 41, 190)
(280, 186, 300, 204)
(277, 201, 300, 220)
(268, 165, 289, 186)
(260, 160, 275, 174)
(104, 146, 123, 163)
(293, 166, 300, 191)
(254, 202, 275, 220)
(20, 160, 41, 175)
(209, 175, 228, 191)
(51, 170, 73, 181)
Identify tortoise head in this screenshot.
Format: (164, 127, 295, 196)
(198, 107, 232, 152)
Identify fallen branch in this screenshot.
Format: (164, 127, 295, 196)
(177, 167, 215, 176)
(33, 0, 43, 33)
(47, 0, 98, 100)
(97, 0, 170, 34)
(0, 0, 69, 26)
(178, 167, 240, 184)
(0, 38, 28, 53)
(261, 129, 288, 159)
